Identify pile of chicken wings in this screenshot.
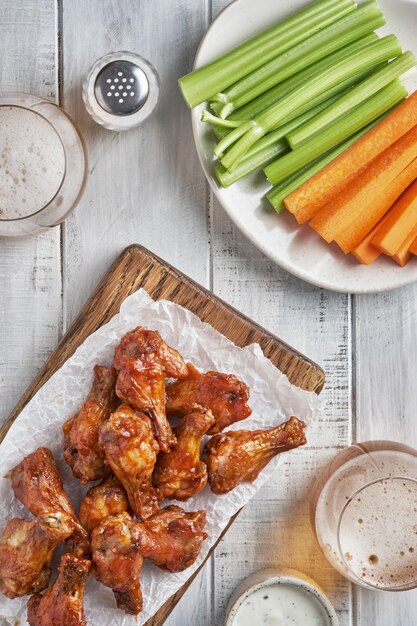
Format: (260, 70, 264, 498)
(0, 326, 307, 625)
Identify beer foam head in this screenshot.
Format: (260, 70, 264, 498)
(339, 477, 417, 589)
(0, 106, 65, 220)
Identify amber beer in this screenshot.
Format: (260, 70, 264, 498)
(310, 441, 417, 591)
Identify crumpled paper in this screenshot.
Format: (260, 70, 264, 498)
(0, 288, 320, 626)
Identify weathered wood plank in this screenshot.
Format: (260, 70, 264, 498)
(0, 1, 61, 427)
(210, 206, 353, 626)
(209, 3, 352, 622)
(61, 2, 212, 623)
(354, 287, 417, 625)
(61, 0, 210, 325)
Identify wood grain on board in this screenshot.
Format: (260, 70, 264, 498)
(0, 244, 324, 625)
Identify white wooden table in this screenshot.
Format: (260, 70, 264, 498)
(1, 1, 416, 625)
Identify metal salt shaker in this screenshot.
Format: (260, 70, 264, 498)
(83, 51, 160, 131)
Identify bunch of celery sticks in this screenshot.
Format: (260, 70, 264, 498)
(179, 0, 416, 213)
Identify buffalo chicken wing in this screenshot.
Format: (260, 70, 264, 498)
(63, 365, 117, 483)
(202, 417, 307, 494)
(99, 404, 159, 520)
(91, 506, 207, 614)
(166, 363, 251, 433)
(91, 512, 143, 615)
(114, 327, 188, 451)
(78, 475, 130, 534)
(9, 447, 89, 557)
(27, 553, 90, 626)
(0, 514, 73, 599)
(153, 408, 215, 501)
(138, 505, 207, 572)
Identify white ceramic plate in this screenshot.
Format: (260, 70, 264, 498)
(192, 0, 417, 293)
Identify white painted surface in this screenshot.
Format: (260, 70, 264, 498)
(0, 1, 416, 625)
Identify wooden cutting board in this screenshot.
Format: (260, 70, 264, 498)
(0, 244, 324, 625)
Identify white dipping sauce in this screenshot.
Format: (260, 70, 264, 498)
(233, 583, 330, 626)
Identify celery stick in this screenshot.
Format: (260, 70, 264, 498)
(213, 92, 347, 186)
(202, 111, 242, 129)
(214, 142, 288, 188)
(210, 86, 347, 141)
(277, 62, 387, 120)
(247, 94, 343, 157)
(223, 34, 379, 124)
(210, 101, 224, 117)
(220, 35, 402, 171)
(288, 51, 417, 148)
(214, 1, 385, 118)
(178, 0, 356, 108)
(264, 79, 406, 186)
(210, 60, 380, 142)
(267, 119, 385, 213)
(212, 79, 357, 157)
(212, 123, 231, 141)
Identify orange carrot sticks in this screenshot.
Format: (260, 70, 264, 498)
(391, 249, 411, 266)
(285, 91, 417, 223)
(371, 178, 417, 255)
(310, 124, 417, 243)
(336, 157, 417, 253)
(410, 236, 417, 255)
(351, 223, 384, 265)
(390, 229, 417, 266)
(350, 204, 402, 265)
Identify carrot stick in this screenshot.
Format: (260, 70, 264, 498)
(371, 178, 417, 255)
(390, 227, 417, 265)
(285, 91, 417, 223)
(391, 248, 412, 266)
(336, 156, 417, 252)
(351, 197, 417, 264)
(351, 223, 384, 265)
(310, 124, 417, 243)
(410, 236, 417, 255)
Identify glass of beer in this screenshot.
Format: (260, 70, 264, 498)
(310, 441, 417, 591)
(0, 93, 87, 237)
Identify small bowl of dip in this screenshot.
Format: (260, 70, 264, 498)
(225, 567, 339, 626)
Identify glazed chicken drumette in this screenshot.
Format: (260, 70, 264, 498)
(63, 364, 117, 483)
(113, 327, 188, 452)
(9, 447, 89, 557)
(166, 363, 252, 433)
(0, 513, 73, 599)
(78, 474, 131, 534)
(27, 554, 90, 626)
(203, 416, 307, 494)
(99, 404, 160, 520)
(91, 507, 207, 614)
(153, 407, 215, 501)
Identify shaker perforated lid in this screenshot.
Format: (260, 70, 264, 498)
(83, 51, 160, 131)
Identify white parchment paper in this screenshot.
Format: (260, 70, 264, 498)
(0, 289, 320, 625)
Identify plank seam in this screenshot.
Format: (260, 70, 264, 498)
(205, 0, 213, 294)
(56, 0, 66, 337)
(206, 179, 214, 294)
(351, 293, 357, 445)
(350, 293, 357, 626)
(205, 4, 214, 622)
